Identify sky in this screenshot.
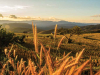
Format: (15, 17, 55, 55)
(0, 0, 100, 23)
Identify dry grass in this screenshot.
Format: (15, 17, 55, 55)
(40, 45, 43, 66)
(33, 24, 39, 53)
(1, 46, 100, 75)
(1, 22, 100, 75)
(54, 24, 57, 39)
(57, 36, 66, 50)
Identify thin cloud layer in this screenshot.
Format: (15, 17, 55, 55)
(91, 14, 100, 17)
(18, 16, 61, 21)
(0, 5, 30, 9)
(2, 15, 61, 21)
(46, 4, 55, 7)
(0, 5, 30, 12)
(91, 19, 100, 21)
(0, 10, 6, 12)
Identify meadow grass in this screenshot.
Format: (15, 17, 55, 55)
(1, 24, 100, 75)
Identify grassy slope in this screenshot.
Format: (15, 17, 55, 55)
(16, 33, 100, 57)
(39, 29, 54, 34)
(8, 28, 43, 33)
(7, 32, 100, 72)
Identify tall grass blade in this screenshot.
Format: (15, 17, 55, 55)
(68, 48, 85, 75)
(90, 56, 93, 75)
(74, 59, 90, 75)
(34, 25, 39, 53)
(53, 57, 70, 75)
(57, 36, 65, 50)
(40, 46, 43, 66)
(54, 24, 57, 39)
(46, 51, 54, 75)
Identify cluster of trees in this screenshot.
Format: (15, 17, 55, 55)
(57, 26, 82, 43)
(57, 26, 82, 35)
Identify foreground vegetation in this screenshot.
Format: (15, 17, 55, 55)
(0, 23, 100, 75)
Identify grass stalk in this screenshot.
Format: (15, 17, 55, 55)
(54, 24, 57, 54)
(34, 24, 39, 54)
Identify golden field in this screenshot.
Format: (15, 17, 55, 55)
(1, 25, 100, 75)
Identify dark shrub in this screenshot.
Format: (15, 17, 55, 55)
(0, 25, 14, 52)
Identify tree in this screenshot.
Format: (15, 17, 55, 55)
(23, 31, 28, 33)
(71, 26, 82, 35)
(57, 26, 82, 43)
(57, 28, 69, 35)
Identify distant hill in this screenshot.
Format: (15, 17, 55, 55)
(0, 20, 89, 27)
(1, 23, 43, 33)
(40, 24, 100, 34)
(0, 20, 91, 29)
(6, 27, 42, 33)
(1, 22, 86, 33)
(80, 24, 100, 31)
(39, 29, 54, 34)
(2, 23, 31, 29)
(0, 20, 100, 33)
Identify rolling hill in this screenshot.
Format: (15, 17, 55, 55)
(80, 24, 100, 31)
(0, 20, 100, 33)
(1, 23, 43, 33)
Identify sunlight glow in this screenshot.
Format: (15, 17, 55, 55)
(5, 25, 10, 29)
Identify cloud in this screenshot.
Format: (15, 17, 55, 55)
(48, 17, 61, 21)
(18, 16, 34, 19)
(90, 19, 100, 21)
(14, 16, 61, 21)
(46, 4, 55, 7)
(9, 15, 17, 19)
(0, 10, 6, 12)
(0, 14, 3, 18)
(1, 14, 61, 21)
(0, 5, 30, 12)
(0, 5, 30, 9)
(91, 14, 100, 17)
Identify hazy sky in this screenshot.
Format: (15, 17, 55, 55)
(0, 0, 100, 23)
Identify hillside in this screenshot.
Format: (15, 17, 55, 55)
(0, 20, 89, 26)
(2, 23, 32, 29)
(39, 29, 54, 34)
(39, 24, 100, 34)
(1, 21, 100, 33)
(0, 20, 90, 30)
(80, 24, 100, 33)
(2, 23, 43, 33)
(81, 24, 100, 31)
(1, 22, 84, 33)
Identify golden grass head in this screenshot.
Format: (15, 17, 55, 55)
(13, 50, 15, 58)
(33, 24, 39, 54)
(4, 49, 7, 55)
(54, 24, 57, 39)
(57, 36, 65, 50)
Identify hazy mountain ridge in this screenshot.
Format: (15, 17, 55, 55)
(0, 20, 100, 33)
(0, 20, 92, 26)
